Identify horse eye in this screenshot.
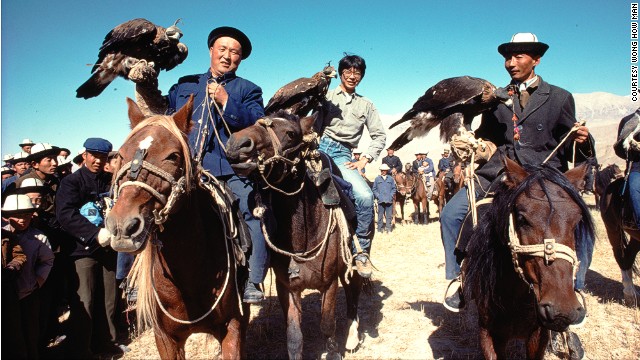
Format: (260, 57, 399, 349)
(165, 153, 180, 162)
(286, 130, 296, 139)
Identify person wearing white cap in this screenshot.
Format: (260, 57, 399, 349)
(2, 194, 55, 359)
(372, 164, 396, 234)
(441, 33, 595, 319)
(1, 151, 31, 195)
(19, 138, 36, 153)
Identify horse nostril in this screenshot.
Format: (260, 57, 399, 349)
(539, 303, 555, 321)
(124, 217, 142, 237)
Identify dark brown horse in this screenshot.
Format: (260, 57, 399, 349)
(596, 164, 640, 306)
(106, 97, 247, 359)
(225, 111, 364, 359)
(395, 171, 430, 224)
(462, 158, 593, 359)
(393, 172, 411, 224)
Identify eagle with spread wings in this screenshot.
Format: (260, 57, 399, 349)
(265, 65, 337, 116)
(76, 18, 188, 99)
(388, 76, 511, 150)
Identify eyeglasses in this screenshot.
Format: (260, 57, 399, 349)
(342, 70, 362, 78)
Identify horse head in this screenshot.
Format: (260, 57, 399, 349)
(499, 157, 592, 331)
(226, 111, 317, 190)
(106, 96, 195, 253)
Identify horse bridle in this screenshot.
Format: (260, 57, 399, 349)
(507, 213, 579, 289)
(396, 173, 417, 196)
(254, 117, 317, 196)
(112, 146, 188, 229)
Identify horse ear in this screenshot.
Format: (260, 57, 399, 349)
(127, 97, 147, 129)
(501, 155, 529, 188)
(173, 95, 194, 134)
(564, 163, 588, 191)
(300, 112, 317, 135)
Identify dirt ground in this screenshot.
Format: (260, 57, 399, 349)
(122, 194, 640, 359)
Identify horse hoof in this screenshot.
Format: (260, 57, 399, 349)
(345, 319, 360, 350)
(321, 351, 342, 360)
(623, 292, 638, 307)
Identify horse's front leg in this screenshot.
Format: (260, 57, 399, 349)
(341, 272, 363, 351)
(276, 281, 303, 359)
(525, 326, 549, 360)
(622, 268, 638, 306)
(321, 279, 341, 359)
(155, 332, 187, 360)
(478, 327, 499, 360)
(220, 315, 246, 359)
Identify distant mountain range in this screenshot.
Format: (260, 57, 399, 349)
(574, 92, 637, 124)
(362, 92, 636, 172)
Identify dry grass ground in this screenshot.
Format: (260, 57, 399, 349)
(123, 195, 639, 359)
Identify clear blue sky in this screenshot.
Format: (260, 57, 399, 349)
(0, 0, 630, 157)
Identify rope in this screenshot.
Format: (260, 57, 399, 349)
(542, 121, 586, 165)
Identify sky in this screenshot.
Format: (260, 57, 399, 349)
(0, 0, 632, 158)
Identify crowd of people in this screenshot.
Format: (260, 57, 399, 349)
(5, 25, 636, 358)
(2, 137, 130, 359)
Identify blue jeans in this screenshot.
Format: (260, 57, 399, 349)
(377, 202, 393, 232)
(222, 175, 270, 284)
(629, 169, 640, 228)
(440, 185, 593, 290)
(116, 252, 135, 280)
(318, 136, 375, 254)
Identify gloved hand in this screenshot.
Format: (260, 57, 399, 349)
(97, 228, 112, 247)
(474, 139, 497, 164)
(127, 59, 158, 85)
(450, 131, 478, 163)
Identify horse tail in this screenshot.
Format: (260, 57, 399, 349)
(128, 244, 164, 339)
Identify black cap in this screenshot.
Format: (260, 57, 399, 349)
(207, 26, 252, 59)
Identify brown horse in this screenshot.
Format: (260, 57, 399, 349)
(432, 164, 466, 215)
(596, 164, 640, 306)
(393, 172, 411, 224)
(395, 171, 430, 224)
(462, 158, 593, 359)
(225, 111, 364, 359)
(106, 96, 248, 359)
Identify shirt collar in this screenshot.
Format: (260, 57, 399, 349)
(516, 75, 539, 92)
(208, 71, 237, 85)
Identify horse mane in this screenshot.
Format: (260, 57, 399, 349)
(123, 114, 195, 191)
(463, 164, 595, 313)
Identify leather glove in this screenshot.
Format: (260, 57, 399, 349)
(474, 139, 497, 164)
(97, 228, 112, 247)
(450, 131, 478, 163)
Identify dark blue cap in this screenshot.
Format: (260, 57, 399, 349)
(83, 138, 112, 154)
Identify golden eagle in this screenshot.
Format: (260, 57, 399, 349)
(265, 65, 337, 116)
(388, 76, 511, 150)
(76, 18, 188, 99)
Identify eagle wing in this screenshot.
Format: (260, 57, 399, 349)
(265, 74, 327, 116)
(93, 18, 158, 73)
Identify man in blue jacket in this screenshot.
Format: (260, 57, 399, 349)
(372, 164, 396, 234)
(56, 138, 124, 357)
(133, 26, 268, 304)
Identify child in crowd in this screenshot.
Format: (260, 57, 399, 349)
(372, 164, 396, 234)
(2, 194, 55, 359)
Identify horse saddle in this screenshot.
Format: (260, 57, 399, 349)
(306, 151, 357, 224)
(454, 198, 493, 264)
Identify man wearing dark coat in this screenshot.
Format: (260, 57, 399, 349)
(133, 26, 268, 304)
(440, 33, 595, 315)
(55, 138, 122, 357)
(613, 108, 640, 228)
(381, 148, 403, 174)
